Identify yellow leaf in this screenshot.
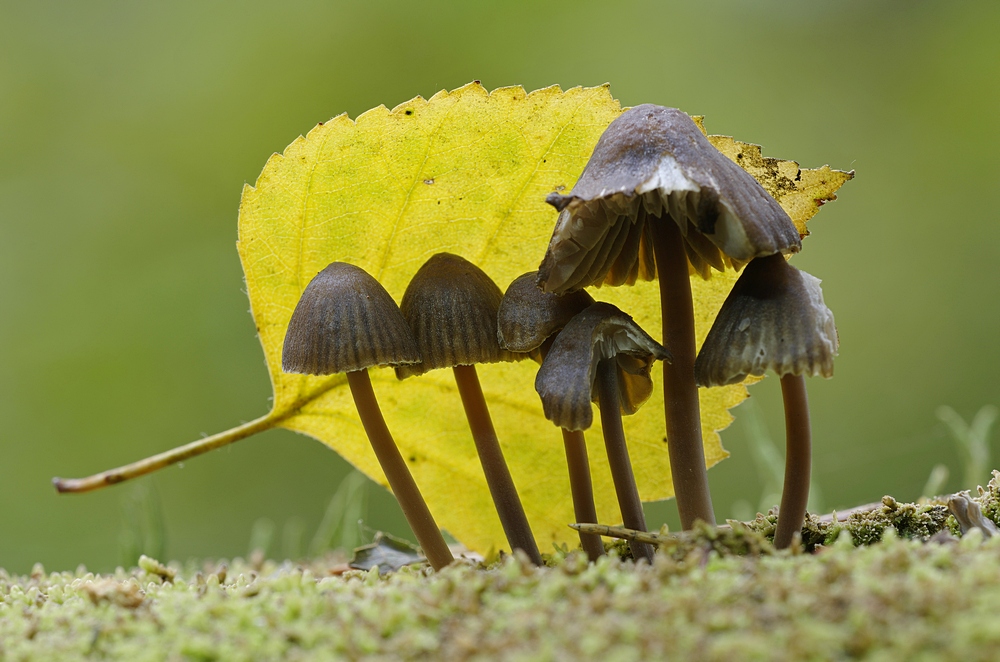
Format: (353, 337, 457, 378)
(68, 83, 849, 556)
(235, 82, 852, 554)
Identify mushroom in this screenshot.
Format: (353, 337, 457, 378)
(694, 253, 837, 549)
(282, 261, 454, 571)
(537, 105, 802, 529)
(497, 272, 605, 561)
(535, 301, 672, 562)
(396, 253, 542, 565)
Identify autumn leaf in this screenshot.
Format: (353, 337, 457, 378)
(58, 82, 852, 556)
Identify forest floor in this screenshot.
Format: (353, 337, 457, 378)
(3, 473, 1000, 661)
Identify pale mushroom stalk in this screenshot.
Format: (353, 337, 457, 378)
(773, 374, 811, 549)
(649, 219, 715, 528)
(397, 253, 541, 565)
(596, 358, 655, 562)
(452, 364, 541, 563)
(497, 272, 603, 560)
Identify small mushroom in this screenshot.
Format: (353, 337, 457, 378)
(694, 253, 837, 549)
(396, 253, 542, 565)
(282, 261, 454, 571)
(535, 301, 672, 562)
(497, 272, 604, 561)
(537, 105, 800, 529)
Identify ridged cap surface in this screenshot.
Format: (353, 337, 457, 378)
(497, 272, 595, 358)
(538, 105, 801, 293)
(282, 262, 420, 375)
(535, 302, 671, 431)
(395, 253, 517, 379)
(694, 253, 838, 386)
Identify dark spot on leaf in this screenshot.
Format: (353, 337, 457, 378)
(404, 109, 413, 116)
(409, 455, 417, 463)
(736, 153, 743, 160)
(317, 121, 324, 126)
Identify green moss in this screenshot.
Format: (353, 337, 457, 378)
(739, 495, 953, 550)
(5, 479, 1000, 660)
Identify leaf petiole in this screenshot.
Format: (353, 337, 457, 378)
(52, 413, 279, 494)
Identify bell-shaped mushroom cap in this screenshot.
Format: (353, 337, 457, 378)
(282, 262, 420, 375)
(535, 302, 672, 431)
(497, 271, 595, 356)
(395, 253, 517, 379)
(694, 253, 838, 387)
(538, 104, 801, 293)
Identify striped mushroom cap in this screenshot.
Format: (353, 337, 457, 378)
(694, 253, 838, 387)
(395, 253, 518, 379)
(535, 302, 672, 431)
(538, 104, 801, 292)
(497, 271, 595, 362)
(282, 262, 420, 375)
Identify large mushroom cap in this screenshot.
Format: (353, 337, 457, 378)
(396, 253, 517, 379)
(535, 302, 671, 431)
(538, 105, 802, 292)
(694, 253, 838, 387)
(282, 262, 420, 375)
(497, 271, 595, 357)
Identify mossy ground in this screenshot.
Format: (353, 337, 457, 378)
(4, 475, 1000, 661)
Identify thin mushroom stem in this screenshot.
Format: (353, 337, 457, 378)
(596, 358, 655, 562)
(561, 428, 605, 561)
(650, 218, 717, 529)
(452, 364, 543, 565)
(537, 341, 604, 561)
(53, 413, 278, 493)
(773, 373, 812, 550)
(345, 370, 455, 570)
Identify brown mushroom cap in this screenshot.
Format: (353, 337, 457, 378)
(694, 253, 838, 387)
(282, 262, 420, 375)
(535, 302, 672, 431)
(538, 105, 802, 292)
(395, 253, 517, 379)
(497, 271, 595, 357)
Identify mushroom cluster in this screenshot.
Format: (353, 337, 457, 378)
(278, 104, 838, 564)
(51, 99, 843, 564)
(536, 104, 834, 535)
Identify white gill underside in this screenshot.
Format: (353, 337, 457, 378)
(544, 156, 755, 291)
(638, 156, 753, 260)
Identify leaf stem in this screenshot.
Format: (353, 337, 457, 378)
(52, 413, 280, 494)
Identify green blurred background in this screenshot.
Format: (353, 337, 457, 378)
(2, 0, 998, 574)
